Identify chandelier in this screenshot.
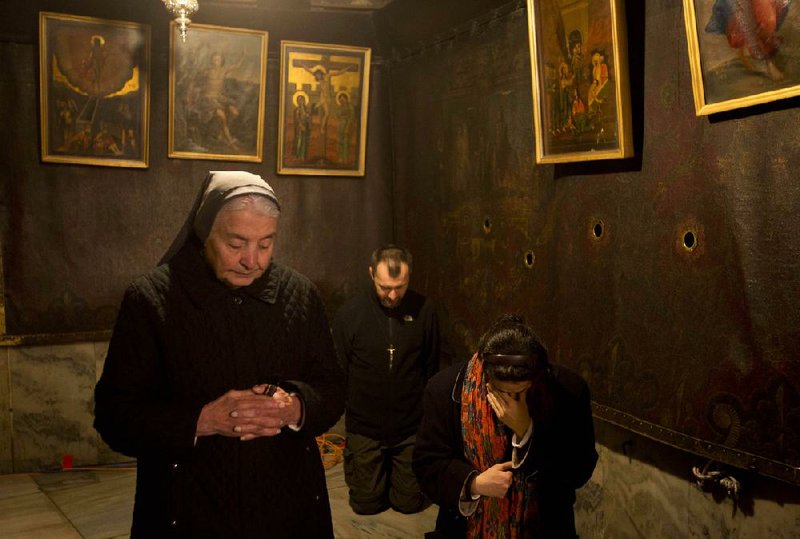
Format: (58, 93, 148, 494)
(162, 0, 199, 42)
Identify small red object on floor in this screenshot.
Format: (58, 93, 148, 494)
(62, 454, 74, 470)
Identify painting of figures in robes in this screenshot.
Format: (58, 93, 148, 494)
(278, 41, 371, 176)
(525, 0, 632, 163)
(39, 12, 150, 168)
(169, 23, 267, 162)
(683, 0, 800, 115)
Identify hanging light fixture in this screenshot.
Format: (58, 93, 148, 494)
(162, 0, 199, 42)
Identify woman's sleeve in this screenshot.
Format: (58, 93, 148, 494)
(94, 283, 203, 459)
(412, 370, 475, 509)
(282, 286, 345, 437)
(531, 372, 598, 490)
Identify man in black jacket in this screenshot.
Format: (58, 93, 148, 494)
(333, 245, 440, 514)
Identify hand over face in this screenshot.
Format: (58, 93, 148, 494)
(196, 384, 301, 441)
(486, 381, 531, 438)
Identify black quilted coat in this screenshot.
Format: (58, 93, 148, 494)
(94, 239, 345, 538)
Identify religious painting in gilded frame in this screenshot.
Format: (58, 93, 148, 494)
(169, 23, 268, 162)
(38, 12, 150, 168)
(525, 0, 632, 164)
(277, 41, 371, 176)
(683, 0, 800, 116)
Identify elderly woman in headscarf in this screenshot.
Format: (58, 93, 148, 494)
(413, 315, 597, 538)
(94, 171, 345, 538)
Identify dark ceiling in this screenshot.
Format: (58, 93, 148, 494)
(201, 0, 520, 57)
(205, 0, 396, 10)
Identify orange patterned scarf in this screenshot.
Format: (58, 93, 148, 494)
(460, 356, 540, 539)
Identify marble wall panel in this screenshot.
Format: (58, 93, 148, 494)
(9, 343, 98, 471)
(5, 338, 799, 537)
(574, 422, 800, 538)
(0, 348, 11, 474)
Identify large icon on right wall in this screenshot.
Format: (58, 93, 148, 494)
(683, 0, 800, 115)
(525, 0, 633, 164)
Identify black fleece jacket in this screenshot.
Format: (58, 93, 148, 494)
(332, 288, 439, 444)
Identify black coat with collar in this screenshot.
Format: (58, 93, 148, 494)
(332, 288, 440, 445)
(94, 239, 345, 538)
(412, 361, 598, 538)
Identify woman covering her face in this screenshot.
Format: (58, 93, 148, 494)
(413, 314, 598, 538)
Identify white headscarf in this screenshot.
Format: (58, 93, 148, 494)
(159, 171, 280, 265)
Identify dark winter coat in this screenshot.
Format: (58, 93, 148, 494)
(332, 289, 439, 445)
(413, 361, 598, 538)
(94, 240, 345, 538)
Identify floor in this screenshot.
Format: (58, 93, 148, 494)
(0, 447, 438, 538)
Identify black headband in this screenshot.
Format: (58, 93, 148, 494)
(482, 354, 536, 367)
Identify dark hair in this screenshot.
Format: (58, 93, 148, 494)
(478, 314, 548, 382)
(370, 244, 413, 278)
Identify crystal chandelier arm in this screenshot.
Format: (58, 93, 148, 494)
(162, 0, 199, 42)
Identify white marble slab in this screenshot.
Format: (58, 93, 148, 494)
(9, 344, 98, 471)
(574, 423, 800, 538)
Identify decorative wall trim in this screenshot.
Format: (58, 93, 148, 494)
(0, 331, 112, 347)
(594, 403, 800, 486)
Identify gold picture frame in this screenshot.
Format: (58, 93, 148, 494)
(168, 23, 268, 162)
(683, 0, 800, 116)
(38, 12, 150, 168)
(277, 41, 371, 176)
(525, 0, 632, 164)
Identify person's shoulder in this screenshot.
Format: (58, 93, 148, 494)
(267, 263, 327, 308)
(548, 363, 590, 397)
(332, 291, 371, 328)
(411, 289, 439, 312)
(270, 262, 314, 289)
(115, 265, 174, 315)
(127, 264, 172, 298)
(427, 361, 465, 391)
(405, 288, 429, 303)
(269, 260, 311, 284)
(400, 288, 437, 318)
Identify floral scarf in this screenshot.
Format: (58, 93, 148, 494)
(460, 356, 541, 539)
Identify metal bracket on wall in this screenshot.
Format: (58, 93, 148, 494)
(692, 459, 741, 506)
(593, 403, 800, 486)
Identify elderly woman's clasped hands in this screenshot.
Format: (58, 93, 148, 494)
(196, 384, 301, 441)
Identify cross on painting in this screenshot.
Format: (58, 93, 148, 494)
(278, 41, 371, 176)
